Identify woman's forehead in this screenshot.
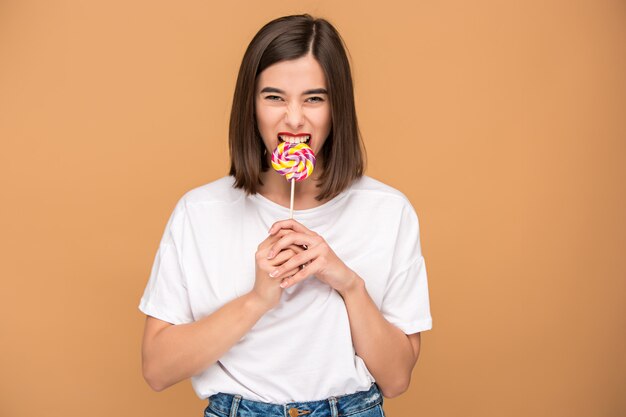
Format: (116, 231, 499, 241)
(256, 55, 327, 93)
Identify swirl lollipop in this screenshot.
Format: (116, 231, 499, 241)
(271, 141, 316, 218)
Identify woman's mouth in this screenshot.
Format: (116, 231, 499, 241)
(277, 133, 311, 145)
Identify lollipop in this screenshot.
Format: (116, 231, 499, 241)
(271, 142, 316, 181)
(271, 141, 316, 218)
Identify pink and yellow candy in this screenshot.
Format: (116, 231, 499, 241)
(271, 141, 316, 219)
(271, 142, 316, 181)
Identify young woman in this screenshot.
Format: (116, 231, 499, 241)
(139, 14, 432, 417)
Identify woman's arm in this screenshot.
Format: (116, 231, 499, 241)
(266, 219, 423, 398)
(141, 292, 269, 392)
(337, 274, 421, 398)
(142, 230, 302, 391)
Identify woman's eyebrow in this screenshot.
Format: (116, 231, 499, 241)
(260, 87, 328, 95)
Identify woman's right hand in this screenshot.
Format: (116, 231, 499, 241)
(252, 229, 304, 311)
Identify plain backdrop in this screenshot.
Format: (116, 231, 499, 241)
(1, 1, 625, 416)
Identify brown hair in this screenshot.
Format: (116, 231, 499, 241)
(228, 14, 366, 201)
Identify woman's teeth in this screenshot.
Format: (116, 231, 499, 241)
(278, 135, 310, 144)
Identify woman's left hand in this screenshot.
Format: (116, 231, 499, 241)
(266, 219, 359, 293)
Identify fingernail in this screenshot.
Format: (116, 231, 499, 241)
(267, 251, 274, 259)
(269, 270, 279, 277)
(280, 281, 288, 288)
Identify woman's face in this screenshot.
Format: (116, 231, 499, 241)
(254, 53, 332, 158)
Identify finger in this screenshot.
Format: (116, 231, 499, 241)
(269, 247, 302, 267)
(267, 242, 301, 273)
(269, 248, 317, 279)
(267, 233, 318, 259)
(286, 244, 305, 254)
(279, 267, 301, 281)
(270, 243, 305, 262)
(279, 259, 320, 289)
(268, 241, 309, 267)
(258, 228, 294, 250)
(268, 219, 316, 237)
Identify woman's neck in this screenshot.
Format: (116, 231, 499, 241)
(258, 166, 329, 210)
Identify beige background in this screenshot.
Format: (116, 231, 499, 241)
(1, 0, 625, 416)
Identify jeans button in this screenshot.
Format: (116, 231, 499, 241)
(288, 408, 299, 417)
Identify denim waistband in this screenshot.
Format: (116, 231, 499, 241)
(206, 382, 382, 417)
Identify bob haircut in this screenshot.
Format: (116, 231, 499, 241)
(228, 14, 366, 201)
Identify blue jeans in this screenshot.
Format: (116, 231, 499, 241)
(204, 382, 386, 417)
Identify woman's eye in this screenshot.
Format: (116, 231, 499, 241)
(306, 96, 324, 103)
(265, 95, 283, 101)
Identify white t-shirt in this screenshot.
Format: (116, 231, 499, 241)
(138, 175, 432, 403)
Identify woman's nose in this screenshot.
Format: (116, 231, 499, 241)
(285, 105, 305, 129)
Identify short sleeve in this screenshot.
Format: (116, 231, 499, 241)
(138, 199, 194, 325)
(380, 201, 433, 334)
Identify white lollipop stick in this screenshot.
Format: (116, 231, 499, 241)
(289, 178, 295, 219)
